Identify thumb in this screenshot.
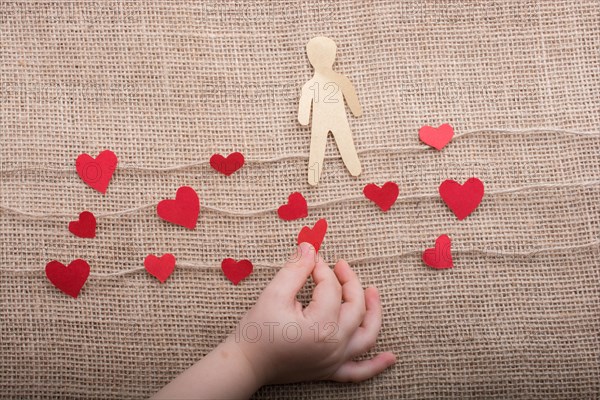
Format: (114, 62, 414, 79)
(265, 242, 318, 301)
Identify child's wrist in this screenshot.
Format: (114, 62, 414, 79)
(221, 335, 267, 390)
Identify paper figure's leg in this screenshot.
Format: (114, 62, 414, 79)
(308, 129, 328, 186)
(332, 123, 361, 176)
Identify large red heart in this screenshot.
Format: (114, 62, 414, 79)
(363, 182, 399, 212)
(144, 253, 176, 283)
(419, 124, 454, 150)
(210, 152, 245, 176)
(278, 192, 308, 221)
(297, 218, 327, 252)
(68, 211, 96, 238)
(45, 259, 91, 298)
(422, 235, 453, 269)
(439, 177, 484, 220)
(157, 186, 200, 229)
(75, 150, 118, 194)
(221, 258, 253, 285)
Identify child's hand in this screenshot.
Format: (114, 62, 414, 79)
(227, 242, 396, 385)
(152, 242, 396, 399)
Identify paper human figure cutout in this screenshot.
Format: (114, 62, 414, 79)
(298, 37, 363, 186)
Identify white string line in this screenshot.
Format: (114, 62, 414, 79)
(4, 240, 599, 277)
(1, 179, 598, 219)
(1, 128, 598, 173)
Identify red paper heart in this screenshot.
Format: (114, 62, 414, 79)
(278, 192, 308, 221)
(422, 234, 453, 269)
(221, 258, 253, 285)
(45, 259, 90, 298)
(297, 218, 327, 252)
(157, 186, 200, 229)
(439, 177, 484, 220)
(68, 211, 96, 238)
(75, 150, 118, 194)
(419, 124, 454, 150)
(144, 253, 176, 283)
(210, 152, 245, 176)
(363, 182, 399, 212)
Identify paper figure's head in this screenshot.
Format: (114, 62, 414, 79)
(306, 36, 337, 70)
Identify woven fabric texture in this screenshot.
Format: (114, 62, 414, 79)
(1, 1, 599, 398)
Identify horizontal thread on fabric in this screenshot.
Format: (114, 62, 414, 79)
(4, 240, 598, 277)
(0, 128, 598, 173)
(1, 179, 598, 219)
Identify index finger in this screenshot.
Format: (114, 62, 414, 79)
(262, 243, 317, 304)
(303, 256, 342, 324)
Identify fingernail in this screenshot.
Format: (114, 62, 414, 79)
(298, 242, 315, 259)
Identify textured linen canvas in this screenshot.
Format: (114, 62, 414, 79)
(1, 1, 599, 398)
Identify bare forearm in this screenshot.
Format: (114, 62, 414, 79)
(151, 338, 262, 400)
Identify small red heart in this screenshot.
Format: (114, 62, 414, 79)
(144, 254, 176, 283)
(157, 186, 200, 229)
(439, 177, 484, 220)
(45, 259, 90, 298)
(422, 235, 453, 269)
(278, 192, 308, 221)
(419, 124, 454, 150)
(221, 258, 253, 285)
(68, 211, 96, 238)
(297, 218, 327, 252)
(210, 152, 245, 176)
(363, 182, 399, 212)
(76, 150, 118, 194)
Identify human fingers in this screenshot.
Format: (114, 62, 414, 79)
(345, 287, 382, 357)
(328, 352, 396, 383)
(303, 255, 342, 323)
(333, 259, 366, 332)
(262, 242, 317, 304)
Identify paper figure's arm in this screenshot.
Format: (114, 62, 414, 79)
(298, 82, 313, 126)
(339, 76, 362, 117)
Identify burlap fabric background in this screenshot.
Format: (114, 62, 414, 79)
(1, 1, 599, 398)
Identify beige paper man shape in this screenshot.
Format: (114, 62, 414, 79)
(298, 36, 362, 186)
